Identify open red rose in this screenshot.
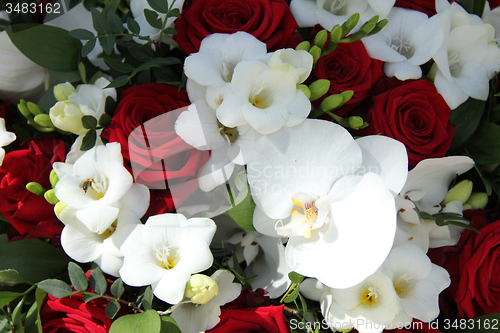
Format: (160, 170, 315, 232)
(395, 0, 438, 17)
(0, 136, 66, 241)
(101, 83, 209, 205)
(207, 305, 290, 333)
(173, 0, 298, 54)
(41, 270, 130, 332)
(439, 213, 500, 318)
(360, 78, 454, 166)
(312, 39, 384, 117)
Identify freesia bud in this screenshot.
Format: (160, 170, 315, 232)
(463, 192, 488, 210)
(295, 41, 310, 52)
(349, 116, 365, 130)
(341, 90, 354, 104)
(361, 16, 379, 34)
(321, 94, 343, 112)
(54, 202, 68, 221)
(34, 114, 55, 129)
(53, 82, 76, 102)
(342, 13, 360, 37)
(44, 189, 59, 205)
(184, 274, 218, 304)
(309, 45, 321, 64)
(297, 85, 311, 99)
(50, 169, 59, 188)
(309, 79, 330, 101)
(49, 101, 87, 135)
(26, 182, 46, 196)
(27, 102, 44, 116)
(17, 100, 31, 118)
(314, 29, 328, 49)
(442, 180, 473, 205)
(330, 25, 343, 43)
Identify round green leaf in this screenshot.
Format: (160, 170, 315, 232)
(110, 310, 161, 333)
(37, 279, 74, 298)
(68, 262, 88, 291)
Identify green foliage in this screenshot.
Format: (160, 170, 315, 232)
(109, 309, 162, 333)
(223, 186, 256, 231)
(37, 279, 74, 298)
(68, 262, 89, 291)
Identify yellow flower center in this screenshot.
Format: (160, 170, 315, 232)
(359, 287, 379, 306)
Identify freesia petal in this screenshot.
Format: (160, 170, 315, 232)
(61, 221, 103, 263)
(384, 61, 422, 80)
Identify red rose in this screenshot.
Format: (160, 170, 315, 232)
(360, 78, 454, 166)
(395, 0, 438, 17)
(0, 136, 66, 240)
(173, 0, 298, 54)
(40, 270, 130, 332)
(439, 214, 500, 318)
(208, 305, 290, 333)
(101, 83, 209, 199)
(489, 0, 500, 8)
(312, 40, 384, 117)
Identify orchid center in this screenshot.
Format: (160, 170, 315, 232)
(250, 86, 271, 109)
(217, 120, 239, 143)
(388, 36, 414, 59)
(100, 221, 117, 238)
(80, 174, 108, 200)
(359, 286, 380, 306)
(155, 243, 180, 270)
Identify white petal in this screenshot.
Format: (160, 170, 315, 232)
(388, 244, 432, 280)
(284, 90, 311, 128)
(94, 250, 123, 277)
(402, 280, 441, 321)
(384, 61, 423, 80)
(362, 35, 407, 63)
(119, 183, 150, 219)
(197, 149, 235, 192)
(454, 62, 489, 100)
(433, 70, 469, 109)
(242, 103, 288, 135)
(152, 268, 190, 304)
(185, 50, 227, 87)
(289, 0, 323, 27)
(61, 221, 103, 263)
(367, 0, 395, 16)
(300, 278, 328, 301)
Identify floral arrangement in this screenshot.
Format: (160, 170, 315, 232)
(0, 0, 500, 332)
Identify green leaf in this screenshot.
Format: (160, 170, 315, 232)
(99, 114, 112, 127)
(68, 262, 88, 291)
(105, 300, 121, 319)
(106, 75, 130, 88)
(160, 316, 181, 333)
(107, 11, 124, 34)
(283, 284, 301, 303)
(89, 263, 107, 295)
(89, 71, 104, 85)
(69, 28, 95, 40)
(109, 309, 161, 333)
(82, 115, 98, 129)
(6, 24, 82, 72)
(100, 35, 116, 55)
(141, 287, 153, 310)
(0, 238, 70, 283)
(144, 9, 163, 29)
(463, 120, 500, 164)
(24, 302, 38, 333)
(37, 279, 74, 298)
(82, 38, 97, 58)
(103, 57, 135, 73)
(288, 272, 304, 284)
(449, 98, 486, 150)
(110, 278, 125, 299)
(0, 291, 24, 308)
(48, 69, 82, 83)
(127, 17, 141, 34)
(167, 8, 181, 18)
(223, 186, 256, 231)
(35, 289, 46, 333)
(80, 129, 97, 151)
(147, 0, 169, 14)
(79, 62, 87, 83)
(103, 0, 121, 13)
(105, 96, 117, 115)
(0, 269, 32, 285)
(163, 27, 176, 35)
(11, 295, 25, 333)
(129, 47, 154, 61)
(91, 8, 109, 35)
(83, 293, 104, 303)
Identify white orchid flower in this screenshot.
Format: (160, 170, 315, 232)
(53, 143, 149, 234)
(382, 244, 450, 327)
(248, 119, 408, 288)
(362, 7, 444, 80)
(119, 213, 216, 305)
(170, 270, 241, 333)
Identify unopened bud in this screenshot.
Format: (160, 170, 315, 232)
(340, 90, 354, 104)
(54, 202, 68, 222)
(49, 101, 87, 135)
(349, 116, 365, 130)
(330, 24, 343, 43)
(442, 180, 473, 205)
(44, 189, 59, 205)
(53, 82, 76, 102)
(184, 274, 218, 304)
(297, 85, 311, 99)
(463, 192, 488, 210)
(26, 182, 46, 196)
(27, 102, 44, 116)
(309, 79, 330, 101)
(34, 114, 54, 129)
(50, 169, 59, 188)
(314, 29, 328, 49)
(309, 45, 321, 64)
(18, 102, 31, 118)
(342, 13, 360, 37)
(295, 41, 310, 52)
(361, 15, 379, 34)
(321, 94, 344, 112)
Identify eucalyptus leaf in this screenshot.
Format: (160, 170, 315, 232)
(99, 35, 116, 55)
(160, 316, 181, 333)
(37, 279, 74, 298)
(110, 278, 125, 299)
(91, 8, 109, 35)
(109, 309, 161, 333)
(68, 262, 88, 291)
(105, 300, 121, 319)
(127, 17, 141, 34)
(147, 0, 169, 14)
(0, 291, 24, 308)
(89, 263, 107, 295)
(81, 115, 97, 129)
(80, 129, 97, 151)
(107, 11, 124, 34)
(69, 28, 95, 40)
(82, 38, 96, 58)
(144, 9, 163, 29)
(99, 114, 112, 127)
(105, 96, 117, 115)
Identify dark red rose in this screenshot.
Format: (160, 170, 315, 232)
(41, 270, 131, 332)
(395, 0, 438, 17)
(360, 78, 454, 166)
(173, 0, 298, 54)
(438, 213, 500, 318)
(101, 83, 209, 198)
(207, 305, 290, 333)
(312, 40, 384, 117)
(489, 0, 500, 8)
(0, 136, 66, 241)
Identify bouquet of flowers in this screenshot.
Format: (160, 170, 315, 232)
(0, 0, 500, 332)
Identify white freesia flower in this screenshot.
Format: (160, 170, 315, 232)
(248, 120, 408, 288)
(301, 270, 400, 333)
(382, 244, 450, 327)
(130, 0, 185, 43)
(53, 143, 149, 234)
(59, 209, 142, 277)
(119, 213, 216, 304)
(227, 230, 292, 298)
(266, 49, 313, 84)
(170, 270, 241, 333)
(0, 30, 48, 102)
(394, 156, 474, 252)
(483, 2, 500, 42)
(289, 0, 390, 32)
(216, 60, 311, 135)
(429, 0, 500, 109)
(362, 7, 444, 80)
(175, 101, 260, 191)
(0, 118, 15, 166)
